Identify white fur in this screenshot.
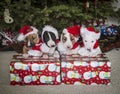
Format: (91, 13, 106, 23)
(41, 25, 60, 58)
(28, 50, 42, 56)
(78, 26, 102, 56)
(58, 29, 80, 55)
(47, 33, 56, 47)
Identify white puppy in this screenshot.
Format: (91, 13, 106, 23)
(78, 26, 102, 56)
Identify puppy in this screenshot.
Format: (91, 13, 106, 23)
(78, 26, 102, 56)
(17, 25, 42, 57)
(40, 25, 60, 58)
(58, 25, 81, 55)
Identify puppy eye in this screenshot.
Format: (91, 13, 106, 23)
(85, 40, 87, 42)
(32, 36, 35, 40)
(25, 37, 28, 42)
(71, 38, 74, 41)
(91, 41, 94, 43)
(63, 37, 67, 41)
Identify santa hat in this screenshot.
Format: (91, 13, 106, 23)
(17, 25, 38, 41)
(81, 26, 100, 40)
(63, 25, 81, 36)
(41, 25, 59, 41)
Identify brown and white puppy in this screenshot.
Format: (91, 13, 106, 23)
(58, 25, 81, 55)
(17, 25, 42, 57)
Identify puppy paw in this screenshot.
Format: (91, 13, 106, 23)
(23, 54, 29, 58)
(42, 54, 49, 58)
(53, 51, 60, 58)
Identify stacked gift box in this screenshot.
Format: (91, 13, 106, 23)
(61, 54, 111, 85)
(10, 54, 111, 85)
(10, 55, 61, 85)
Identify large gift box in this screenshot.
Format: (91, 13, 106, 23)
(61, 54, 111, 85)
(10, 55, 61, 85)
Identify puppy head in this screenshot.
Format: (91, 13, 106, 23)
(25, 33, 39, 47)
(43, 31, 56, 48)
(61, 29, 79, 49)
(82, 31, 100, 52)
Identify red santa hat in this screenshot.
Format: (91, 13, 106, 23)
(63, 25, 81, 36)
(17, 25, 38, 41)
(81, 26, 100, 39)
(86, 27, 99, 33)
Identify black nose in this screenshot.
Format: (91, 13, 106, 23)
(87, 49, 91, 52)
(67, 46, 71, 49)
(51, 45, 55, 47)
(28, 43, 35, 47)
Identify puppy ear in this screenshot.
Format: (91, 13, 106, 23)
(80, 25, 87, 37)
(62, 29, 68, 34)
(92, 32, 101, 40)
(32, 34, 39, 43)
(34, 37, 39, 43)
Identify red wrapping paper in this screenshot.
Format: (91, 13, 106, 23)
(61, 54, 111, 85)
(10, 55, 60, 85)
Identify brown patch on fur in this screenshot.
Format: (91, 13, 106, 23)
(70, 34, 75, 45)
(23, 33, 39, 54)
(62, 33, 67, 43)
(61, 33, 75, 45)
(25, 34, 39, 44)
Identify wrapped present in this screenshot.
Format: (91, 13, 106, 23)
(10, 55, 61, 85)
(61, 54, 111, 85)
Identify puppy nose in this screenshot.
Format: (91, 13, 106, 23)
(51, 44, 55, 47)
(67, 45, 71, 49)
(87, 49, 91, 52)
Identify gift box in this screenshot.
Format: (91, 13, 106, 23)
(10, 55, 61, 85)
(61, 54, 111, 85)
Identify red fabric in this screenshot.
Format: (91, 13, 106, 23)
(10, 60, 60, 85)
(20, 25, 31, 35)
(86, 27, 99, 33)
(67, 25, 81, 36)
(71, 42, 79, 49)
(32, 39, 43, 51)
(56, 39, 60, 44)
(61, 59, 111, 85)
(93, 40, 99, 49)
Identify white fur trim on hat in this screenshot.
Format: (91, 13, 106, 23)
(24, 26, 38, 37)
(42, 25, 58, 41)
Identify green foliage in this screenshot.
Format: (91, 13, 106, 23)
(0, 0, 119, 34)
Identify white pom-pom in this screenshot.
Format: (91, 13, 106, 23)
(17, 33, 25, 41)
